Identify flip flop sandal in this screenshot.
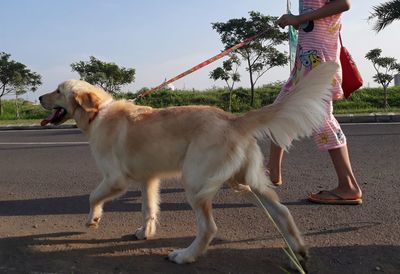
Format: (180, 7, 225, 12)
(308, 190, 362, 205)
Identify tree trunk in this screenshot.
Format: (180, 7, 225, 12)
(247, 58, 255, 107)
(15, 93, 20, 119)
(250, 81, 255, 107)
(228, 88, 233, 112)
(0, 85, 4, 116)
(383, 86, 389, 109)
(227, 80, 234, 113)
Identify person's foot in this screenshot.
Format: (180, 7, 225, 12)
(308, 189, 362, 205)
(265, 168, 283, 186)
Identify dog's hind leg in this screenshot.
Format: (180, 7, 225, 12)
(168, 192, 217, 264)
(135, 178, 160, 240)
(168, 161, 221, 264)
(86, 177, 127, 228)
(247, 186, 308, 269)
(168, 139, 241, 264)
(235, 141, 308, 269)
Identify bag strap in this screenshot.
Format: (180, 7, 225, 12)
(339, 32, 343, 47)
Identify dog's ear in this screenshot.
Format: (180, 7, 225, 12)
(73, 92, 101, 113)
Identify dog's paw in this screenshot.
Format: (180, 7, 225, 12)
(168, 249, 196, 264)
(134, 226, 147, 240)
(290, 248, 309, 273)
(85, 217, 101, 229)
(134, 225, 155, 240)
(297, 248, 309, 273)
(135, 218, 156, 240)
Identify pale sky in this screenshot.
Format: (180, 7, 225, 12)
(1, 0, 398, 102)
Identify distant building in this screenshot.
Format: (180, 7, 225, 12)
(167, 83, 176, 91)
(394, 74, 400, 86)
(162, 78, 175, 91)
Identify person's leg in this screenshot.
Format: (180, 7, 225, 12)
(309, 102, 362, 204)
(309, 145, 362, 203)
(328, 145, 362, 198)
(266, 142, 284, 185)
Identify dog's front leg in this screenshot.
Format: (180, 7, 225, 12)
(135, 178, 160, 240)
(86, 178, 127, 228)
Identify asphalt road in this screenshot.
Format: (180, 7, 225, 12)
(0, 124, 399, 274)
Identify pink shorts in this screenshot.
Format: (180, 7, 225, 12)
(275, 89, 346, 151)
(312, 101, 346, 151)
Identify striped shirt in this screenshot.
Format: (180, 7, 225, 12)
(282, 0, 344, 100)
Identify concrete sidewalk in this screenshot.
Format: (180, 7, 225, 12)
(0, 113, 399, 131)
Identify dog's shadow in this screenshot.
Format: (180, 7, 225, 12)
(1, 226, 397, 274)
(0, 231, 288, 273)
(0, 188, 254, 216)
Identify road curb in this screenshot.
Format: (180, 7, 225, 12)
(335, 113, 400, 123)
(0, 124, 77, 131)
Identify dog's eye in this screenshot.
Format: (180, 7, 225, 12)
(56, 89, 60, 94)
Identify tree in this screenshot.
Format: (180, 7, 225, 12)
(209, 55, 241, 112)
(0, 52, 42, 116)
(369, 0, 400, 32)
(71, 56, 135, 94)
(365, 48, 400, 109)
(212, 11, 288, 107)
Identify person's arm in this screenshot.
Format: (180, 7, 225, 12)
(276, 0, 351, 28)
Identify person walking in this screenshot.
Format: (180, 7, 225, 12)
(268, 0, 362, 204)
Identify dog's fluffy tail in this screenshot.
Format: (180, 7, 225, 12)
(233, 62, 338, 150)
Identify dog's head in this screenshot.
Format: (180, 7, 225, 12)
(39, 80, 112, 128)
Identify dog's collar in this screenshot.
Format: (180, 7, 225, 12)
(89, 99, 114, 124)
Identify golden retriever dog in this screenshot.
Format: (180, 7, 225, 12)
(39, 62, 337, 267)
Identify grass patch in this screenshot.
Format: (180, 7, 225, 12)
(1, 86, 399, 123)
(0, 119, 42, 126)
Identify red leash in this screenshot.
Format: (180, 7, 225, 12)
(135, 31, 266, 100)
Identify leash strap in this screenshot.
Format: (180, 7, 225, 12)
(135, 31, 267, 101)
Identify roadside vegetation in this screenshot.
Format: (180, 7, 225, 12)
(1, 1, 399, 125)
(131, 85, 400, 115)
(1, 85, 399, 125)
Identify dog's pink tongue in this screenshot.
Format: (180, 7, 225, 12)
(40, 118, 51, 126)
(40, 111, 57, 126)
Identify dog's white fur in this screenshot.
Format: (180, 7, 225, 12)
(40, 62, 338, 266)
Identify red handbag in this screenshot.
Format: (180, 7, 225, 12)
(339, 33, 363, 98)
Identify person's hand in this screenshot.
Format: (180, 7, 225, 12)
(276, 14, 301, 29)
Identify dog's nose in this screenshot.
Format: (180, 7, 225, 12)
(39, 95, 43, 101)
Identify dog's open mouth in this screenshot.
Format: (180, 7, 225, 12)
(41, 107, 67, 126)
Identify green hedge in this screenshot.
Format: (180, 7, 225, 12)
(333, 86, 400, 113)
(1, 85, 399, 120)
(133, 85, 400, 113)
(133, 84, 282, 112)
(0, 99, 49, 120)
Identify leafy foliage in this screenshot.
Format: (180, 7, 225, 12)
(0, 99, 49, 120)
(0, 52, 42, 116)
(334, 86, 400, 113)
(209, 54, 241, 112)
(365, 48, 400, 108)
(369, 0, 400, 32)
(2, 86, 400, 121)
(71, 56, 135, 94)
(212, 11, 288, 106)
